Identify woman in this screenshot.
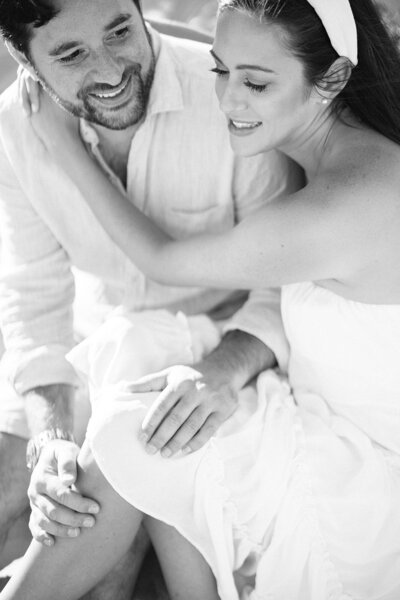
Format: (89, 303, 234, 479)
(3, 0, 400, 598)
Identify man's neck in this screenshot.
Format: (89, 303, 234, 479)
(93, 120, 142, 155)
(91, 120, 143, 188)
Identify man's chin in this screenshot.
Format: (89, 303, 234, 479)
(56, 101, 145, 131)
(84, 111, 144, 130)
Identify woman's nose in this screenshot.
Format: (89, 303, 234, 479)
(218, 81, 248, 114)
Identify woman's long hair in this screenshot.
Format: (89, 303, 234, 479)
(218, 0, 400, 145)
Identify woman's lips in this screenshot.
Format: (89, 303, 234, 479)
(228, 119, 262, 136)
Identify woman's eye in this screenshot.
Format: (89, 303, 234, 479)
(210, 67, 229, 78)
(244, 80, 268, 94)
(58, 50, 83, 64)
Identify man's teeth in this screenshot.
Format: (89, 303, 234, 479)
(231, 120, 261, 129)
(93, 80, 128, 99)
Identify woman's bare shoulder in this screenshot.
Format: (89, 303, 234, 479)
(294, 130, 400, 241)
(329, 129, 400, 195)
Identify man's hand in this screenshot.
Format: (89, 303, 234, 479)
(126, 330, 277, 458)
(28, 440, 100, 546)
(125, 364, 239, 458)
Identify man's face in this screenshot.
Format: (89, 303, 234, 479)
(28, 0, 155, 130)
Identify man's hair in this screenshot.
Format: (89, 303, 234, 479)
(0, 0, 142, 55)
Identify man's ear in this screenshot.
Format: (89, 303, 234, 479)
(5, 41, 39, 81)
(311, 57, 353, 104)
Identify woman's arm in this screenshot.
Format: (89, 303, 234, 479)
(59, 136, 366, 290)
(30, 95, 379, 291)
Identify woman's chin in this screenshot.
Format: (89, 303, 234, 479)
(229, 136, 273, 157)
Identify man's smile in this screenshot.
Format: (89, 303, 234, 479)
(87, 75, 133, 108)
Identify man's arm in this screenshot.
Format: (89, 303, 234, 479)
(126, 329, 276, 457)
(25, 384, 100, 546)
(25, 384, 74, 436)
(0, 139, 98, 545)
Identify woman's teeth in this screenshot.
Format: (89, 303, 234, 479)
(231, 120, 261, 130)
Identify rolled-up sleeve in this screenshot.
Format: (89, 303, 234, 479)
(223, 150, 303, 372)
(223, 287, 289, 372)
(0, 144, 79, 394)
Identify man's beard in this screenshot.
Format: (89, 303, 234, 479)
(36, 53, 156, 131)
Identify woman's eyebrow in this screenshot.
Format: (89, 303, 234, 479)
(210, 49, 225, 64)
(210, 49, 275, 73)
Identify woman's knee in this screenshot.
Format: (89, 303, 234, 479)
(76, 441, 110, 498)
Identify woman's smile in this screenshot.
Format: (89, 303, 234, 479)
(228, 118, 263, 135)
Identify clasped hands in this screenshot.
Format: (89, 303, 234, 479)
(28, 363, 239, 546)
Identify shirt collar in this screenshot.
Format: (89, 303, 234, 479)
(80, 24, 184, 149)
(145, 25, 184, 117)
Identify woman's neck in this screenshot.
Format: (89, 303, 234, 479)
(279, 107, 356, 179)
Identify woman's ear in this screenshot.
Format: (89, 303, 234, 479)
(311, 57, 354, 105)
(5, 41, 40, 82)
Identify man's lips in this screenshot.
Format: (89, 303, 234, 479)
(88, 77, 130, 101)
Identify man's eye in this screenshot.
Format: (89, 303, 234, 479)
(109, 26, 130, 40)
(58, 50, 82, 64)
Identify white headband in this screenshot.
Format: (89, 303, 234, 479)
(307, 0, 358, 66)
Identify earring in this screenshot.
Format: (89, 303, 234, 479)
(321, 98, 329, 105)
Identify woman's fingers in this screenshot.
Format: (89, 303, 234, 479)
(26, 75, 41, 114)
(17, 66, 41, 116)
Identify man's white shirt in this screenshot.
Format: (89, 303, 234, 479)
(0, 27, 297, 397)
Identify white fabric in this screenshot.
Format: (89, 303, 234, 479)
(81, 282, 400, 599)
(307, 0, 358, 65)
(0, 27, 295, 397)
(67, 309, 222, 390)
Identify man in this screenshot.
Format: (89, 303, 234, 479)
(0, 0, 297, 596)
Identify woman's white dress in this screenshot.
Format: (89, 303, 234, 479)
(69, 283, 400, 600)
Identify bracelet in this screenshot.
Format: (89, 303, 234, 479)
(26, 428, 76, 473)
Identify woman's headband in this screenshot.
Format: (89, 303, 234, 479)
(307, 0, 358, 66)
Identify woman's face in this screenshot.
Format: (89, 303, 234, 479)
(212, 9, 318, 156)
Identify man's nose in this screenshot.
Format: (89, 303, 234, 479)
(90, 49, 125, 86)
(219, 82, 248, 114)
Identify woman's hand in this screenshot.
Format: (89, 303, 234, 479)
(18, 66, 41, 116)
(28, 89, 82, 162)
(18, 66, 81, 156)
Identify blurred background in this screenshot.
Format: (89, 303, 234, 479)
(1, 0, 399, 95)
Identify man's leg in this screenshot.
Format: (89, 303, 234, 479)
(0, 433, 30, 569)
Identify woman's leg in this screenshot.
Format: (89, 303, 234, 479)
(0, 442, 145, 600)
(145, 516, 220, 600)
